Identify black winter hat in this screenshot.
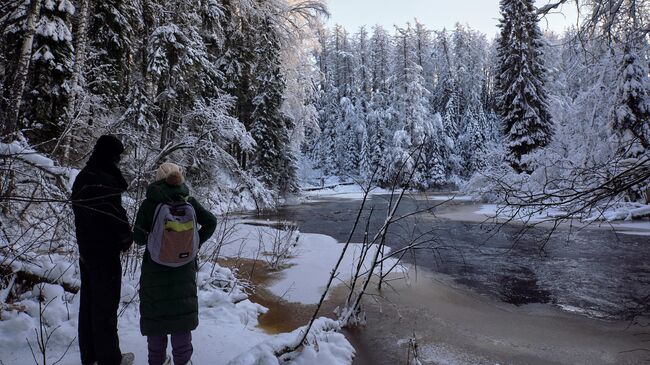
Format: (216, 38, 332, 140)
(88, 135, 125, 165)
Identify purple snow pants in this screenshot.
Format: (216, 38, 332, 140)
(147, 332, 193, 365)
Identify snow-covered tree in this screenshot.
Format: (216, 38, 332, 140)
(23, 0, 75, 151)
(496, 0, 553, 173)
(337, 96, 361, 176)
(86, 0, 138, 108)
(459, 95, 489, 174)
(250, 15, 297, 194)
(353, 26, 371, 178)
(389, 24, 443, 188)
(362, 91, 390, 181)
(611, 42, 650, 157)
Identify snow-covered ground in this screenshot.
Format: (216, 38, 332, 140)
(0, 221, 362, 365)
(301, 183, 473, 203)
(0, 260, 269, 364)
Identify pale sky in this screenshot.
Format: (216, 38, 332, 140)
(325, 0, 580, 39)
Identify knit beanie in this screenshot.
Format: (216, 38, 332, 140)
(155, 162, 185, 186)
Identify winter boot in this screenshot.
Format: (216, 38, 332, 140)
(120, 353, 135, 365)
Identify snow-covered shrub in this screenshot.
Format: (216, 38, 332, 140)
(258, 222, 299, 271)
(0, 141, 78, 268)
(463, 142, 513, 203)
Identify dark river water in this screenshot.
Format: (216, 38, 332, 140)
(254, 194, 650, 320)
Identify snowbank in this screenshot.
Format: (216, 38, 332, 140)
(474, 204, 568, 222)
(410, 193, 476, 202)
(228, 317, 354, 365)
(593, 203, 650, 222)
(302, 183, 393, 201)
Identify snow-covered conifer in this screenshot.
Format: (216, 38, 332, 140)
(611, 42, 650, 157)
(250, 15, 297, 194)
(22, 0, 75, 151)
(495, 0, 553, 173)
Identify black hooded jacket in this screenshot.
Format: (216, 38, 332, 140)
(71, 135, 132, 261)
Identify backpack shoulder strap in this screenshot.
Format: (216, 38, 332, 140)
(150, 202, 166, 226)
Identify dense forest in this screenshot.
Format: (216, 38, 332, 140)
(1, 0, 327, 212)
(306, 1, 649, 205)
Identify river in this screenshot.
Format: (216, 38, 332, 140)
(251, 193, 650, 364)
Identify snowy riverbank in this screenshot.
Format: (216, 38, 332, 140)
(300, 181, 650, 235)
(470, 203, 650, 236)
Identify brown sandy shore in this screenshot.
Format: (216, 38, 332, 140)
(220, 204, 648, 365)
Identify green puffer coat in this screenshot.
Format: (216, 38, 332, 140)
(134, 180, 217, 336)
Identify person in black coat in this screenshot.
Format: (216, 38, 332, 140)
(71, 135, 134, 365)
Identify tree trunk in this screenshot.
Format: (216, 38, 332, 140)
(2, 0, 42, 142)
(242, 151, 247, 170)
(63, 0, 92, 162)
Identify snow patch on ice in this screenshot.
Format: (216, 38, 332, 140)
(418, 342, 497, 365)
(218, 222, 405, 304)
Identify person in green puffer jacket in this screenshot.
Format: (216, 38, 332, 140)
(133, 163, 216, 365)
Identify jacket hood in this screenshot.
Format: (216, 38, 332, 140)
(88, 135, 124, 167)
(146, 180, 190, 203)
(84, 135, 128, 192)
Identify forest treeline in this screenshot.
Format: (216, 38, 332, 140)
(1, 0, 648, 207)
(305, 0, 649, 198)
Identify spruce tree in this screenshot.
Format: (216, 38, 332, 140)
(367, 26, 392, 183)
(391, 25, 443, 188)
(86, 0, 138, 108)
(250, 16, 297, 194)
(337, 96, 361, 176)
(363, 91, 389, 182)
(23, 0, 75, 151)
(496, 0, 553, 173)
(319, 99, 340, 175)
